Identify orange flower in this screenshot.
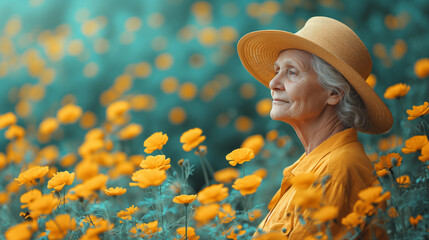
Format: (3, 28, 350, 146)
(292, 188, 323, 209)
(241, 134, 265, 155)
(106, 100, 130, 122)
(232, 175, 262, 196)
(374, 153, 402, 170)
(118, 123, 143, 140)
(358, 186, 391, 204)
(376, 169, 390, 177)
(180, 128, 206, 152)
(129, 169, 167, 188)
(175, 226, 200, 240)
(5, 125, 25, 139)
(5, 221, 38, 240)
(418, 143, 429, 162)
(353, 200, 375, 216)
(117, 205, 140, 220)
(15, 166, 49, 185)
(218, 203, 236, 224)
(0, 112, 17, 129)
(248, 209, 262, 222)
(197, 183, 229, 204)
(366, 74, 377, 88)
(414, 58, 429, 78)
(409, 214, 423, 227)
(66, 184, 94, 201)
(253, 168, 267, 179)
(140, 155, 171, 171)
(225, 224, 246, 240)
(75, 160, 99, 180)
(104, 187, 127, 196)
(311, 205, 339, 223)
(213, 167, 239, 183)
(341, 212, 364, 229)
(193, 203, 220, 225)
(84, 174, 109, 191)
(226, 148, 254, 166)
(290, 173, 318, 189)
(130, 221, 162, 238)
(57, 104, 82, 124)
(39, 118, 59, 135)
(387, 207, 399, 218)
(20, 189, 42, 209)
(396, 175, 410, 187)
(28, 194, 58, 218)
(47, 171, 75, 191)
(402, 135, 428, 154)
(383, 83, 410, 99)
(173, 194, 197, 205)
(45, 214, 76, 240)
(143, 132, 168, 154)
(265, 129, 278, 142)
(407, 102, 429, 120)
(80, 218, 114, 239)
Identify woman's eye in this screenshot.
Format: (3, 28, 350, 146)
(288, 69, 297, 76)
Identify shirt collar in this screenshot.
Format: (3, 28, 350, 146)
(287, 128, 358, 176)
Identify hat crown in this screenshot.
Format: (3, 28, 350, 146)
(296, 17, 372, 80)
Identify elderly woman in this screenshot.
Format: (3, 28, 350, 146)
(237, 17, 392, 239)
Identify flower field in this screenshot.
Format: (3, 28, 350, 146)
(1, 0, 429, 239)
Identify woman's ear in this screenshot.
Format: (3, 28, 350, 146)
(327, 90, 343, 106)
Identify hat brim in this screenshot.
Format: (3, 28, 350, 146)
(237, 30, 393, 134)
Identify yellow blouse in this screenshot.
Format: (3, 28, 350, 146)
(256, 128, 389, 239)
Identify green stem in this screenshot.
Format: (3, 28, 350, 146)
(199, 155, 209, 186)
(242, 164, 246, 177)
(158, 186, 164, 229)
(202, 155, 214, 176)
(185, 205, 188, 240)
(241, 195, 248, 219)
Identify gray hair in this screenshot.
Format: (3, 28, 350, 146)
(311, 54, 368, 129)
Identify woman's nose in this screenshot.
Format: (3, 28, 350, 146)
(269, 73, 285, 91)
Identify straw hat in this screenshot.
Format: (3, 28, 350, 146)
(237, 16, 392, 134)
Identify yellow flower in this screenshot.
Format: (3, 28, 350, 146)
(39, 117, 59, 135)
(173, 194, 197, 205)
(28, 194, 58, 218)
(106, 100, 130, 122)
(414, 58, 429, 78)
(383, 83, 410, 99)
(225, 224, 246, 240)
(341, 212, 364, 229)
(0, 192, 10, 204)
(353, 200, 375, 216)
(118, 123, 143, 140)
(374, 153, 402, 170)
(80, 218, 114, 240)
(197, 183, 229, 204)
(241, 134, 265, 155)
(104, 187, 127, 196)
(117, 205, 140, 220)
(253, 168, 267, 179)
(292, 188, 323, 209)
(232, 175, 262, 196)
(248, 209, 262, 222)
(0, 112, 17, 129)
(418, 143, 429, 162)
(57, 104, 82, 124)
(175, 226, 200, 240)
(143, 132, 168, 154)
(407, 102, 429, 120)
(60, 153, 77, 167)
(290, 173, 318, 189)
(15, 166, 49, 185)
(129, 169, 167, 188)
(402, 135, 428, 154)
(75, 160, 99, 180)
(409, 214, 423, 227)
(358, 186, 391, 204)
(180, 128, 206, 152)
(20, 189, 42, 209)
(45, 214, 76, 240)
(66, 184, 94, 201)
(5, 125, 25, 139)
(396, 175, 411, 187)
(84, 174, 109, 191)
(218, 203, 236, 224)
(85, 128, 105, 140)
(213, 167, 240, 183)
(129, 221, 162, 238)
(140, 155, 171, 171)
(5, 221, 38, 240)
(311, 205, 339, 223)
(265, 129, 278, 142)
(226, 148, 254, 166)
(47, 171, 75, 191)
(193, 203, 220, 225)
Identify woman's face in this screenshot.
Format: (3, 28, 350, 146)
(269, 49, 332, 124)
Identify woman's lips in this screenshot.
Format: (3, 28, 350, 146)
(273, 98, 289, 103)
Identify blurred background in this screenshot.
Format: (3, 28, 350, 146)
(1, 0, 428, 191)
